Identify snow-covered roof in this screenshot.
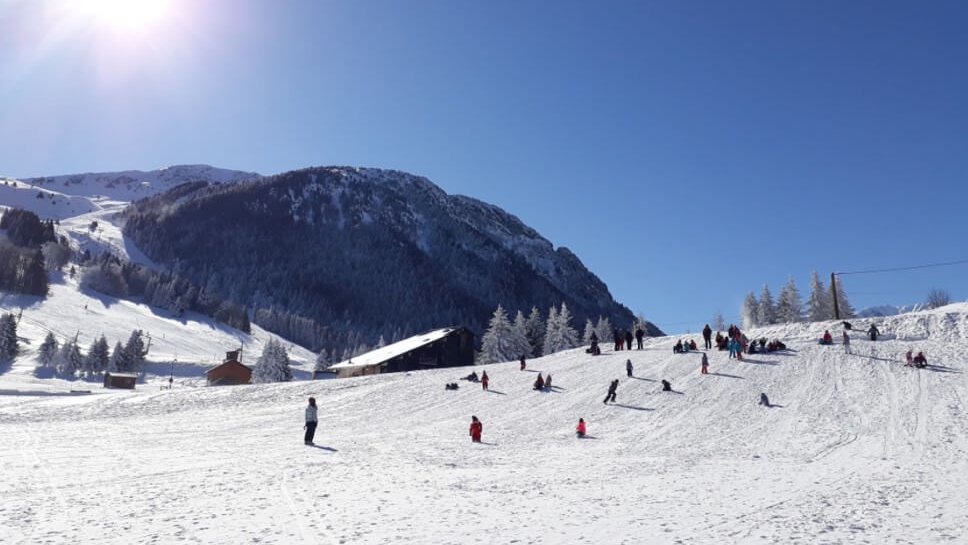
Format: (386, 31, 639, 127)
(105, 372, 138, 378)
(329, 327, 460, 370)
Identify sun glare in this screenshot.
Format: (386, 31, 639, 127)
(72, 0, 172, 30)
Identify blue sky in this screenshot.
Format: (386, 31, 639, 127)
(1, 0, 966, 332)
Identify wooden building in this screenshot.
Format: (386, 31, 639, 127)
(206, 351, 252, 386)
(103, 372, 137, 390)
(330, 327, 474, 378)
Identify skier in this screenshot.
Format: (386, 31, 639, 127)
(867, 324, 880, 341)
(702, 324, 712, 349)
(635, 328, 644, 349)
(304, 397, 318, 446)
(626, 358, 633, 377)
(481, 370, 489, 391)
(576, 418, 587, 438)
(469, 416, 483, 443)
(533, 373, 545, 390)
(843, 331, 850, 354)
(520, 355, 526, 371)
(661, 379, 672, 392)
(700, 352, 709, 375)
(759, 392, 771, 407)
(625, 330, 634, 351)
(603, 379, 618, 404)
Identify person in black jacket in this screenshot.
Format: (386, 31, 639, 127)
(867, 324, 880, 341)
(626, 359, 633, 377)
(635, 328, 644, 349)
(625, 330, 634, 351)
(603, 379, 618, 404)
(702, 324, 712, 349)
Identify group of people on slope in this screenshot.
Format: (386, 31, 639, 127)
(612, 328, 646, 351)
(673, 339, 698, 353)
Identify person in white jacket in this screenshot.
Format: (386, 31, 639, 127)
(304, 397, 318, 445)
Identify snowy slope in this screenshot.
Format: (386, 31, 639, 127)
(1, 305, 965, 544)
(0, 274, 318, 393)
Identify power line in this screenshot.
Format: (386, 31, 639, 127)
(837, 258, 968, 276)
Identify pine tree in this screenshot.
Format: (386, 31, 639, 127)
(543, 303, 578, 355)
(0, 313, 18, 362)
(583, 318, 596, 344)
(481, 305, 515, 363)
(85, 335, 110, 374)
(776, 276, 803, 323)
(595, 316, 612, 344)
(712, 310, 726, 332)
(831, 276, 856, 319)
(109, 341, 127, 373)
(59, 340, 83, 377)
(314, 348, 330, 376)
(37, 332, 58, 367)
(807, 271, 831, 322)
(123, 330, 147, 372)
(757, 284, 777, 325)
(510, 310, 532, 361)
(252, 338, 292, 383)
(524, 307, 544, 357)
(741, 292, 758, 330)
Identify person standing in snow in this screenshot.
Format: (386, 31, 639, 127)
(626, 358, 633, 377)
(635, 328, 644, 349)
(576, 418, 587, 438)
(469, 416, 482, 443)
(481, 370, 489, 391)
(304, 397, 318, 446)
(520, 355, 526, 371)
(625, 330, 634, 351)
(867, 324, 880, 341)
(603, 379, 618, 404)
(843, 330, 851, 354)
(700, 352, 709, 375)
(702, 324, 712, 349)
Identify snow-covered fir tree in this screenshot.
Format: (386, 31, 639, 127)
(109, 341, 127, 373)
(583, 318, 596, 344)
(776, 276, 803, 323)
(37, 332, 58, 368)
(0, 313, 18, 362)
(712, 310, 726, 332)
(741, 292, 759, 330)
(122, 330, 148, 372)
(510, 310, 532, 360)
(756, 284, 777, 326)
(543, 303, 578, 355)
(807, 271, 831, 322)
(831, 276, 856, 319)
(594, 316, 612, 344)
(524, 306, 544, 357)
(252, 338, 293, 383)
(480, 305, 517, 363)
(376, 335, 387, 348)
(313, 348, 330, 376)
(59, 339, 83, 377)
(632, 313, 651, 337)
(85, 335, 110, 375)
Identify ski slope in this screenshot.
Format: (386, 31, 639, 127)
(1, 305, 966, 544)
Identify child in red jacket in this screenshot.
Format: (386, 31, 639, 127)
(576, 418, 586, 438)
(469, 416, 482, 443)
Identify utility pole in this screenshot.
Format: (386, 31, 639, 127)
(830, 272, 841, 320)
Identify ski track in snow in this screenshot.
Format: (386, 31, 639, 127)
(1, 307, 967, 544)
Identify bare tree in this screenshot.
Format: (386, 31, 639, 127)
(925, 288, 952, 309)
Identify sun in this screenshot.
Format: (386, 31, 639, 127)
(72, 0, 172, 30)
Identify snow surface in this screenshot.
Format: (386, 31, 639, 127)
(2, 305, 967, 544)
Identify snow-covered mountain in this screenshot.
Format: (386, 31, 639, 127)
(858, 304, 924, 318)
(1, 303, 965, 544)
(121, 166, 653, 353)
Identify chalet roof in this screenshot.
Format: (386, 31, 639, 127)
(329, 327, 461, 370)
(104, 372, 138, 378)
(205, 359, 252, 374)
